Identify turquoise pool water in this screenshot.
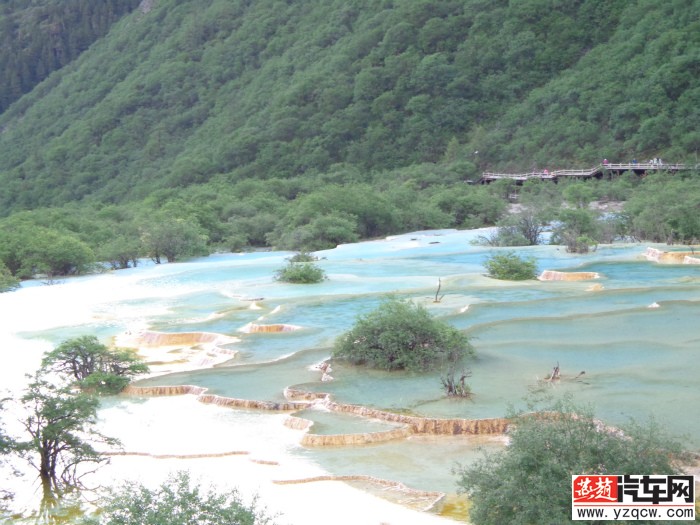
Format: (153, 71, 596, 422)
(3, 230, 699, 500)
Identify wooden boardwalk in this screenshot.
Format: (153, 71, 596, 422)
(479, 162, 692, 184)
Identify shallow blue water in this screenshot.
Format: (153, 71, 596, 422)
(8, 232, 700, 496)
(293, 408, 403, 435)
(120, 238, 700, 446)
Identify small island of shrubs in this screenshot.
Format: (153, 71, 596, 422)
(483, 251, 538, 281)
(332, 297, 474, 397)
(274, 252, 327, 284)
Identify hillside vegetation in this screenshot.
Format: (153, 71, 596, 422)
(0, 0, 141, 113)
(0, 0, 698, 280)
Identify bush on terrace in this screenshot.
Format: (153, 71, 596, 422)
(333, 297, 473, 372)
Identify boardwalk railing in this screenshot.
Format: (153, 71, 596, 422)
(481, 163, 691, 183)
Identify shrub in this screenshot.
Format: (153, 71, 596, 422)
(456, 396, 691, 525)
(333, 297, 474, 372)
(274, 261, 326, 284)
(81, 471, 273, 525)
(483, 251, 537, 280)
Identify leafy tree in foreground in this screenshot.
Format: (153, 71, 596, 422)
(80, 471, 274, 525)
(17, 373, 117, 496)
(41, 336, 149, 395)
(333, 297, 474, 373)
(483, 251, 538, 280)
(456, 396, 691, 525)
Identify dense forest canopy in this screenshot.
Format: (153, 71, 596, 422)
(0, 0, 141, 113)
(0, 0, 698, 280)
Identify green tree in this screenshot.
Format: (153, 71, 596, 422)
(552, 208, 599, 253)
(17, 373, 117, 496)
(80, 471, 273, 525)
(562, 181, 595, 209)
(385, 184, 452, 232)
(518, 178, 564, 214)
(0, 223, 95, 279)
(624, 175, 700, 244)
(270, 212, 360, 251)
(483, 251, 538, 280)
(140, 217, 208, 264)
(278, 184, 397, 243)
(432, 185, 506, 228)
(0, 260, 20, 292)
(97, 234, 141, 270)
(41, 336, 148, 395)
(499, 207, 548, 246)
(456, 396, 691, 525)
(486, 179, 518, 203)
(333, 297, 474, 373)
(35, 230, 96, 278)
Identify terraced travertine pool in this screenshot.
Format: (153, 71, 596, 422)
(2, 228, 698, 522)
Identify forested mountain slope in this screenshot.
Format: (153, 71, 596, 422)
(484, 1, 700, 169)
(1, 0, 698, 214)
(0, 0, 141, 113)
